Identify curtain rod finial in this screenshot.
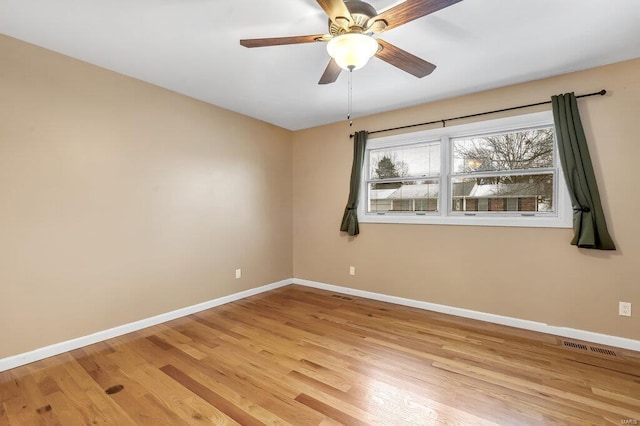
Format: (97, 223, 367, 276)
(599, 89, 606, 95)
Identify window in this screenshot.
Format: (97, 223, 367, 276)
(360, 111, 572, 227)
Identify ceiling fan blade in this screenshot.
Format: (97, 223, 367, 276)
(375, 39, 436, 78)
(318, 58, 342, 85)
(240, 34, 326, 48)
(316, 0, 353, 28)
(372, 0, 463, 31)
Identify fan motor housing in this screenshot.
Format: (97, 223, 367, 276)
(329, 0, 378, 35)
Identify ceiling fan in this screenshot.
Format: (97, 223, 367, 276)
(240, 0, 463, 85)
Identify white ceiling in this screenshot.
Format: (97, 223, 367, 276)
(1, 0, 639, 131)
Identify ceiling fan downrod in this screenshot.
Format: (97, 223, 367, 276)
(348, 69, 353, 127)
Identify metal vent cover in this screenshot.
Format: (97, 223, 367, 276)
(561, 339, 617, 357)
(589, 346, 618, 357)
(331, 294, 354, 301)
(562, 340, 589, 351)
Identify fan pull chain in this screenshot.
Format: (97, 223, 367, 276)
(347, 69, 353, 127)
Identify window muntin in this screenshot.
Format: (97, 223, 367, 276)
(359, 112, 572, 228)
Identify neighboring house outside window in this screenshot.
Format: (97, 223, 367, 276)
(360, 111, 572, 228)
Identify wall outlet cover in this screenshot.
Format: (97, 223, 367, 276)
(619, 301, 632, 317)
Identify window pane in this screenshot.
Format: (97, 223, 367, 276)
(368, 180, 439, 213)
(369, 143, 440, 179)
(452, 128, 553, 173)
(451, 173, 554, 213)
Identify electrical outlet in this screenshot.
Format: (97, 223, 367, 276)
(235, 269, 242, 279)
(349, 266, 356, 276)
(619, 301, 632, 317)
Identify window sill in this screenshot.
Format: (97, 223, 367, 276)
(359, 213, 572, 228)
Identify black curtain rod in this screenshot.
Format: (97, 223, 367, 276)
(350, 89, 607, 138)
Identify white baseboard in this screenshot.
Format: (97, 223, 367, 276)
(3, 276, 638, 372)
(294, 278, 640, 353)
(0, 278, 293, 372)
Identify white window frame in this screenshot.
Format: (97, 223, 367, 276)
(359, 111, 572, 228)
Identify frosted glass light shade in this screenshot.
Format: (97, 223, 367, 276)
(326, 33, 379, 71)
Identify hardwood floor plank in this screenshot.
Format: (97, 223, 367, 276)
(173, 324, 222, 350)
(159, 364, 266, 426)
(294, 393, 369, 426)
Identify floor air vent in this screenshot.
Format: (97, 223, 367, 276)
(561, 340, 618, 357)
(562, 340, 588, 351)
(589, 346, 617, 357)
(331, 294, 353, 301)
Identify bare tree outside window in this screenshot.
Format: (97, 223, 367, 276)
(454, 128, 553, 174)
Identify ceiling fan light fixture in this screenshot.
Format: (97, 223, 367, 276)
(327, 33, 378, 71)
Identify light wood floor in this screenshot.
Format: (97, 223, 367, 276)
(2, 285, 640, 425)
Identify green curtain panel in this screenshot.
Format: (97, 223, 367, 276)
(340, 130, 368, 236)
(551, 93, 615, 250)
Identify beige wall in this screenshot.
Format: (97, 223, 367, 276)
(2, 32, 638, 361)
(293, 58, 640, 341)
(0, 35, 293, 358)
